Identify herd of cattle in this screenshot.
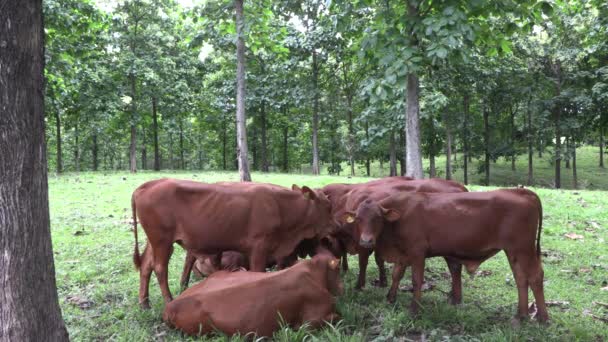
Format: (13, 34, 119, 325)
(130, 176, 549, 337)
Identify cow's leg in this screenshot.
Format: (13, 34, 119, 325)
(506, 251, 529, 323)
(180, 251, 196, 291)
(445, 257, 463, 305)
(526, 254, 549, 323)
(409, 257, 426, 315)
(138, 245, 154, 309)
(249, 249, 268, 272)
(153, 243, 174, 304)
(341, 252, 349, 273)
(355, 249, 370, 290)
(387, 263, 406, 303)
(374, 252, 387, 287)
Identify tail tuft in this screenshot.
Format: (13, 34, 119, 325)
(132, 193, 142, 270)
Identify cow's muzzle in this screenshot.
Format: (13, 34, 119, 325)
(359, 236, 375, 249)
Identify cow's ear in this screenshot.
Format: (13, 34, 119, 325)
(380, 206, 401, 222)
(328, 258, 340, 270)
(301, 186, 317, 200)
(341, 212, 356, 224)
(292, 184, 302, 192)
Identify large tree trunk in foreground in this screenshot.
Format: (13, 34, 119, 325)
(405, 73, 423, 178)
(129, 73, 137, 173)
(235, 0, 251, 181)
(389, 130, 397, 176)
(311, 50, 320, 175)
(0, 1, 69, 339)
(152, 96, 160, 171)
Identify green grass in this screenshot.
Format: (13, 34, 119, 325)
(323, 145, 608, 190)
(50, 171, 608, 341)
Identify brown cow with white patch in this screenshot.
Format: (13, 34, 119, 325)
(332, 178, 467, 304)
(163, 249, 343, 337)
(342, 188, 548, 323)
(132, 178, 335, 308)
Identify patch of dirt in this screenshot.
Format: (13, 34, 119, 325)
(66, 295, 94, 309)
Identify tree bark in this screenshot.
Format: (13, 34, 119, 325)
(527, 97, 533, 185)
(347, 94, 355, 177)
(510, 105, 516, 171)
(129, 73, 137, 173)
(405, 3, 423, 179)
(235, 0, 251, 181)
(92, 133, 98, 171)
(553, 60, 562, 189)
(483, 102, 490, 186)
(572, 137, 577, 189)
(389, 130, 397, 176)
(565, 137, 571, 169)
(54, 110, 62, 174)
(462, 93, 469, 185)
(260, 100, 268, 172)
(0, 1, 69, 338)
(141, 126, 147, 170)
(311, 50, 320, 175)
(152, 96, 160, 171)
(399, 131, 405, 176)
(74, 123, 80, 172)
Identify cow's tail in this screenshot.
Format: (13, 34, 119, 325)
(132, 192, 142, 270)
(536, 194, 543, 259)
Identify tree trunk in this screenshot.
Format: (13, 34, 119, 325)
(92, 133, 98, 171)
(445, 127, 452, 180)
(283, 125, 289, 172)
(74, 123, 80, 172)
(572, 137, 578, 189)
(129, 73, 137, 173)
(0, 1, 69, 338)
(483, 103, 490, 186)
(347, 94, 355, 177)
(462, 93, 468, 184)
(365, 121, 371, 176)
(152, 96, 160, 171)
(261, 100, 268, 172)
(311, 50, 320, 175)
(553, 60, 562, 189)
(527, 97, 533, 185)
(399, 131, 405, 176)
(252, 121, 258, 170)
(405, 73, 423, 178)
(565, 137, 571, 169)
(54, 110, 62, 174)
(389, 130, 397, 176)
(179, 118, 184, 169)
(600, 125, 605, 168)
(510, 105, 516, 171)
(235, 0, 251, 181)
(169, 132, 174, 169)
(141, 127, 147, 170)
(222, 114, 227, 170)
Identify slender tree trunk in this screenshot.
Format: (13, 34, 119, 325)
(129, 73, 137, 173)
(169, 132, 174, 169)
(235, 0, 251, 181)
(365, 121, 371, 176)
(347, 94, 355, 177)
(152, 97, 160, 171)
(311, 51, 320, 175)
(483, 102, 490, 186)
(283, 125, 289, 172)
(462, 93, 469, 185)
(445, 127, 452, 180)
(141, 127, 146, 170)
(74, 123, 80, 172)
(600, 125, 605, 168)
(179, 118, 184, 169)
(389, 130, 397, 176)
(54, 111, 62, 174)
(553, 60, 562, 189)
(261, 100, 268, 172)
(572, 137, 578, 189)
(405, 3, 423, 179)
(399, 131, 405, 176)
(222, 114, 227, 170)
(0, 1, 69, 338)
(511, 105, 516, 171)
(401, 129, 407, 176)
(527, 97, 533, 185)
(565, 137, 571, 169)
(92, 133, 98, 171)
(252, 121, 258, 170)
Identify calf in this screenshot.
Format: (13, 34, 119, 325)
(132, 179, 335, 308)
(333, 178, 467, 303)
(343, 188, 548, 322)
(163, 250, 343, 337)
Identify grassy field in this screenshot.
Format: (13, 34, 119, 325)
(50, 171, 608, 341)
(323, 145, 608, 190)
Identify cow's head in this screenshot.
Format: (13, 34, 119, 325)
(292, 184, 336, 233)
(313, 250, 344, 296)
(341, 198, 401, 249)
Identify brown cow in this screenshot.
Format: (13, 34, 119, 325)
(163, 249, 343, 337)
(343, 188, 548, 323)
(333, 178, 467, 304)
(132, 178, 335, 308)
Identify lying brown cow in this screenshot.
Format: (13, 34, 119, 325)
(343, 188, 548, 323)
(332, 178, 467, 304)
(163, 249, 343, 337)
(132, 178, 335, 308)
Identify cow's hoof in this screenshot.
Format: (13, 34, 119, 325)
(386, 293, 396, 304)
(140, 301, 151, 310)
(447, 295, 462, 306)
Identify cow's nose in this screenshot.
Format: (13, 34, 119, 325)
(359, 237, 374, 248)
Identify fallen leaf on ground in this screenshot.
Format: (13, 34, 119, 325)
(579, 268, 592, 273)
(564, 233, 584, 240)
(475, 270, 493, 277)
(588, 221, 602, 230)
(546, 300, 570, 307)
(66, 295, 93, 309)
